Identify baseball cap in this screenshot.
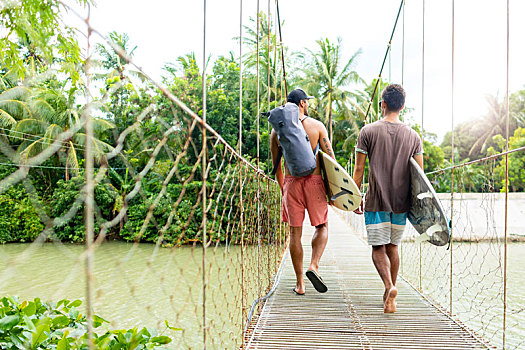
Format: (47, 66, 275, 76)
(287, 88, 314, 104)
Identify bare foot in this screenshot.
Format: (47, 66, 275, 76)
(383, 289, 388, 303)
(294, 283, 305, 295)
(384, 287, 398, 313)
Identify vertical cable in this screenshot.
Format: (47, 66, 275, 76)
(201, 0, 208, 347)
(84, 4, 95, 349)
(421, 0, 425, 136)
(449, 0, 455, 316)
(419, 0, 425, 292)
(273, 1, 279, 272)
(503, 0, 510, 347)
(238, 0, 246, 344)
(266, 0, 272, 287)
(256, 0, 262, 312)
(402, 0, 405, 87)
(400, 0, 405, 276)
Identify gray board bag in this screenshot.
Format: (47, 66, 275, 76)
(268, 102, 318, 177)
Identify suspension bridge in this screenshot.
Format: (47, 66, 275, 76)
(0, 0, 523, 349)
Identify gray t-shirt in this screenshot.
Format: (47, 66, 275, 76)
(356, 120, 423, 213)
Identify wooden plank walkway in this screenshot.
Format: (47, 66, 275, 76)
(246, 208, 494, 349)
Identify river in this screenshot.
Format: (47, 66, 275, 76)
(0, 241, 523, 349)
(0, 242, 281, 349)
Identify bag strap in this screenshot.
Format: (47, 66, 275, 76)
(313, 142, 319, 156)
(271, 146, 282, 176)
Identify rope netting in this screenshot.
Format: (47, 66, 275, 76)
(1, 0, 524, 349)
(0, 0, 288, 348)
(344, 0, 524, 349)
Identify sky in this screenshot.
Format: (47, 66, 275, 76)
(67, 0, 525, 144)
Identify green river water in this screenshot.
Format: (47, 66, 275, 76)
(0, 242, 523, 349)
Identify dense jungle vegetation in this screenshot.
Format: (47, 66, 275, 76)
(0, 1, 524, 245)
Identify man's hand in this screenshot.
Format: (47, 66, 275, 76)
(354, 198, 364, 215)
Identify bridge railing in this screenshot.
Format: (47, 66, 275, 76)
(0, 4, 287, 350)
(342, 148, 525, 350)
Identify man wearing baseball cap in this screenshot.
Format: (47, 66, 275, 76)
(270, 88, 335, 295)
(286, 88, 315, 106)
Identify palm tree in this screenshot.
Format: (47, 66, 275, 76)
(95, 32, 138, 81)
(468, 94, 518, 157)
(241, 12, 287, 105)
(299, 38, 363, 141)
(8, 85, 114, 180)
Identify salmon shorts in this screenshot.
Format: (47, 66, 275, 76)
(282, 174, 328, 227)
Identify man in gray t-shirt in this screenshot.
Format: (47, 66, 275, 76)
(352, 84, 423, 314)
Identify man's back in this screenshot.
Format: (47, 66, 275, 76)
(356, 120, 422, 213)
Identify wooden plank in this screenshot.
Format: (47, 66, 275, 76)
(245, 208, 494, 349)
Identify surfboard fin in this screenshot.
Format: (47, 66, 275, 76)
(416, 224, 442, 244)
(331, 187, 354, 201)
(416, 191, 433, 200)
(415, 232, 431, 243)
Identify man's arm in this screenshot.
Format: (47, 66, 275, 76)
(270, 129, 284, 192)
(353, 151, 367, 190)
(352, 151, 367, 214)
(319, 124, 335, 159)
(413, 153, 424, 170)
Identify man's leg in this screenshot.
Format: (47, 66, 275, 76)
(289, 226, 305, 294)
(308, 223, 328, 273)
(372, 245, 397, 313)
(386, 244, 399, 286)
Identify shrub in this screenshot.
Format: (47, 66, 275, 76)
(0, 296, 176, 349)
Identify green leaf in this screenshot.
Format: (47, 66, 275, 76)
(93, 314, 108, 328)
(57, 336, 70, 350)
(23, 301, 36, 316)
(23, 314, 37, 332)
(66, 300, 82, 308)
(31, 323, 50, 348)
(150, 336, 172, 345)
(52, 315, 70, 328)
(36, 317, 52, 327)
(0, 314, 20, 330)
(164, 320, 182, 331)
(57, 299, 69, 308)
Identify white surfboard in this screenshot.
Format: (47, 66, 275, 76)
(408, 158, 451, 246)
(319, 151, 362, 211)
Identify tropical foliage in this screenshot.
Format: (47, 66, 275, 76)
(0, 296, 176, 349)
(0, 1, 524, 249)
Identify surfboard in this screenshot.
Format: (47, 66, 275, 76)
(319, 151, 362, 211)
(408, 157, 451, 246)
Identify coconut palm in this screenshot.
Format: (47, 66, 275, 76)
(95, 32, 138, 81)
(299, 38, 363, 141)
(241, 12, 288, 105)
(9, 86, 114, 180)
(468, 94, 519, 157)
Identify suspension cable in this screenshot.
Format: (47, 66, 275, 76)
(364, 0, 404, 124)
(255, 0, 262, 320)
(503, 0, 510, 346)
(275, 0, 288, 98)
(201, 0, 208, 348)
(238, 0, 247, 344)
(449, 0, 455, 315)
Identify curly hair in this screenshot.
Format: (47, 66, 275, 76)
(381, 84, 406, 112)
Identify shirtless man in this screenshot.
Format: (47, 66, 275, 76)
(270, 88, 335, 295)
(352, 84, 423, 313)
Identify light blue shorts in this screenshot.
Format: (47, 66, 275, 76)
(364, 211, 407, 246)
